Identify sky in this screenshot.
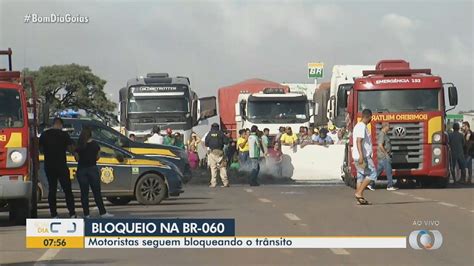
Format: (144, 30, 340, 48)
(1, 0, 473, 112)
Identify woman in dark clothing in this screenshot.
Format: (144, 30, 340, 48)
(75, 127, 113, 218)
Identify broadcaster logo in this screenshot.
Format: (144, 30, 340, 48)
(409, 230, 443, 250)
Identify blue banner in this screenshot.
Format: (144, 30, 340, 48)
(85, 219, 235, 236)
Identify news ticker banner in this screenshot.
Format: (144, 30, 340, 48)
(26, 219, 407, 249)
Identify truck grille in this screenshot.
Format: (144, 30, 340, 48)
(376, 122, 424, 170)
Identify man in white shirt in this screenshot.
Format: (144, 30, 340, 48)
(146, 126, 164, 144)
(352, 109, 376, 205)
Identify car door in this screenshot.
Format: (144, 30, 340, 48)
(95, 142, 132, 193)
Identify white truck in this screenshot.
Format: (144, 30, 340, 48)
(235, 83, 317, 135)
(325, 65, 375, 127)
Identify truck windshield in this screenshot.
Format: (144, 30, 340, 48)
(247, 100, 308, 123)
(128, 97, 188, 113)
(0, 89, 24, 128)
(358, 89, 441, 112)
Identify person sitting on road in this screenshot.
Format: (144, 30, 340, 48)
(147, 126, 164, 144)
(314, 128, 334, 145)
(163, 128, 176, 146)
(280, 127, 298, 147)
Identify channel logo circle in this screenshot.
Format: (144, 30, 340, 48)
(409, 230, 443, 250)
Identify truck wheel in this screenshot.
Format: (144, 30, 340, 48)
(433, 177, 449, 188)
(9, 199, 31, 225)
(107, 196, 132, 205)
(135, 174, 167, 205)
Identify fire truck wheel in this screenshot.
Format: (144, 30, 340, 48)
(135, 173, 167, 205)
(107, 196, 132, 205)
(9, 199, 30, 225)
(433, 177, 449, 188)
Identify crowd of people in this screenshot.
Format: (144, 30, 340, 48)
(40, 117, 113, 218)
(449, 121, 473, 184)
(199, 123, 350, 187)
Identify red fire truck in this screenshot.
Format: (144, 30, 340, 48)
(0, 48, 39, 224)
(342, 60, 458, 188)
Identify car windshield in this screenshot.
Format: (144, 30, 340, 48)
(247, 100, 308, 123)
(129, 97, 188, 113)
(0, 89, 24, 128)
(358, 89, 441, 112)
(92, 126, 129, 147)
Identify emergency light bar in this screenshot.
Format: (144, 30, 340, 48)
(363, 69, 432, 77)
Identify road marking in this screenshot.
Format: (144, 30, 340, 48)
(258, 198, 272, 203)
(392, 191, 407, 196)
(35, 248, 61, 265)
(284, 213, 301, 221)
(281, 191, 304, 195)
(413, 196, 428, 201)
(330, 248, 350, 255)
(244, 189, 253, 193)
(438, 202, 457, 207)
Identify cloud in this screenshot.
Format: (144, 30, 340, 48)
(380, 13, 419, 46)
(423, 36, 473, 66)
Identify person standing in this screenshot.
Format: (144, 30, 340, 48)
(462, 122, 473, 184)
(313, 128, 334, 145)
(368, 122, 397, 191)
(280, 127, 298, 147)
(274, 126, 285, 145)
(248, 125, 262, 186)
(237, 129, 249, 170)
(353, 109, 377, 205)
(205, 123, 230, 188)
(39, 117, 77, 218)
(449, 123, 466, 183)
(163, 128, 175, 146)
(129, 134, 137, 142)
(174, 132, 185, 149)
(147, 126, 164, 144)
(261, 128, 270, 156)
(75, 127, 112, 218)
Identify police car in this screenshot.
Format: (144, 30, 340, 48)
(39, 117, 192, 183)
(38, 138, 184, 205)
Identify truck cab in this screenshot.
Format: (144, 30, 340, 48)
(326, 65, 374, 128)
(119, 73, 216, 143)
(235, 85, 316, 136)
(0, 48, 38, 224)
(343, 60, 458, 188)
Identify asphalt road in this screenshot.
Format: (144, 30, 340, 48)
(1, 178, 473, 266)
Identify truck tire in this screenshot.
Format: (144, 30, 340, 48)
(107, 196, 132, 205)
(135, 173, 167, 205)
(433, 177, 449, 188)
(9, 199, 31, 225)
(342, 144, 357, 189)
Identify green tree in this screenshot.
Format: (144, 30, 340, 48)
(23, 64, 116, 118)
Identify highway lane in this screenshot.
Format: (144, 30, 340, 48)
(0, 181, 473, 265)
